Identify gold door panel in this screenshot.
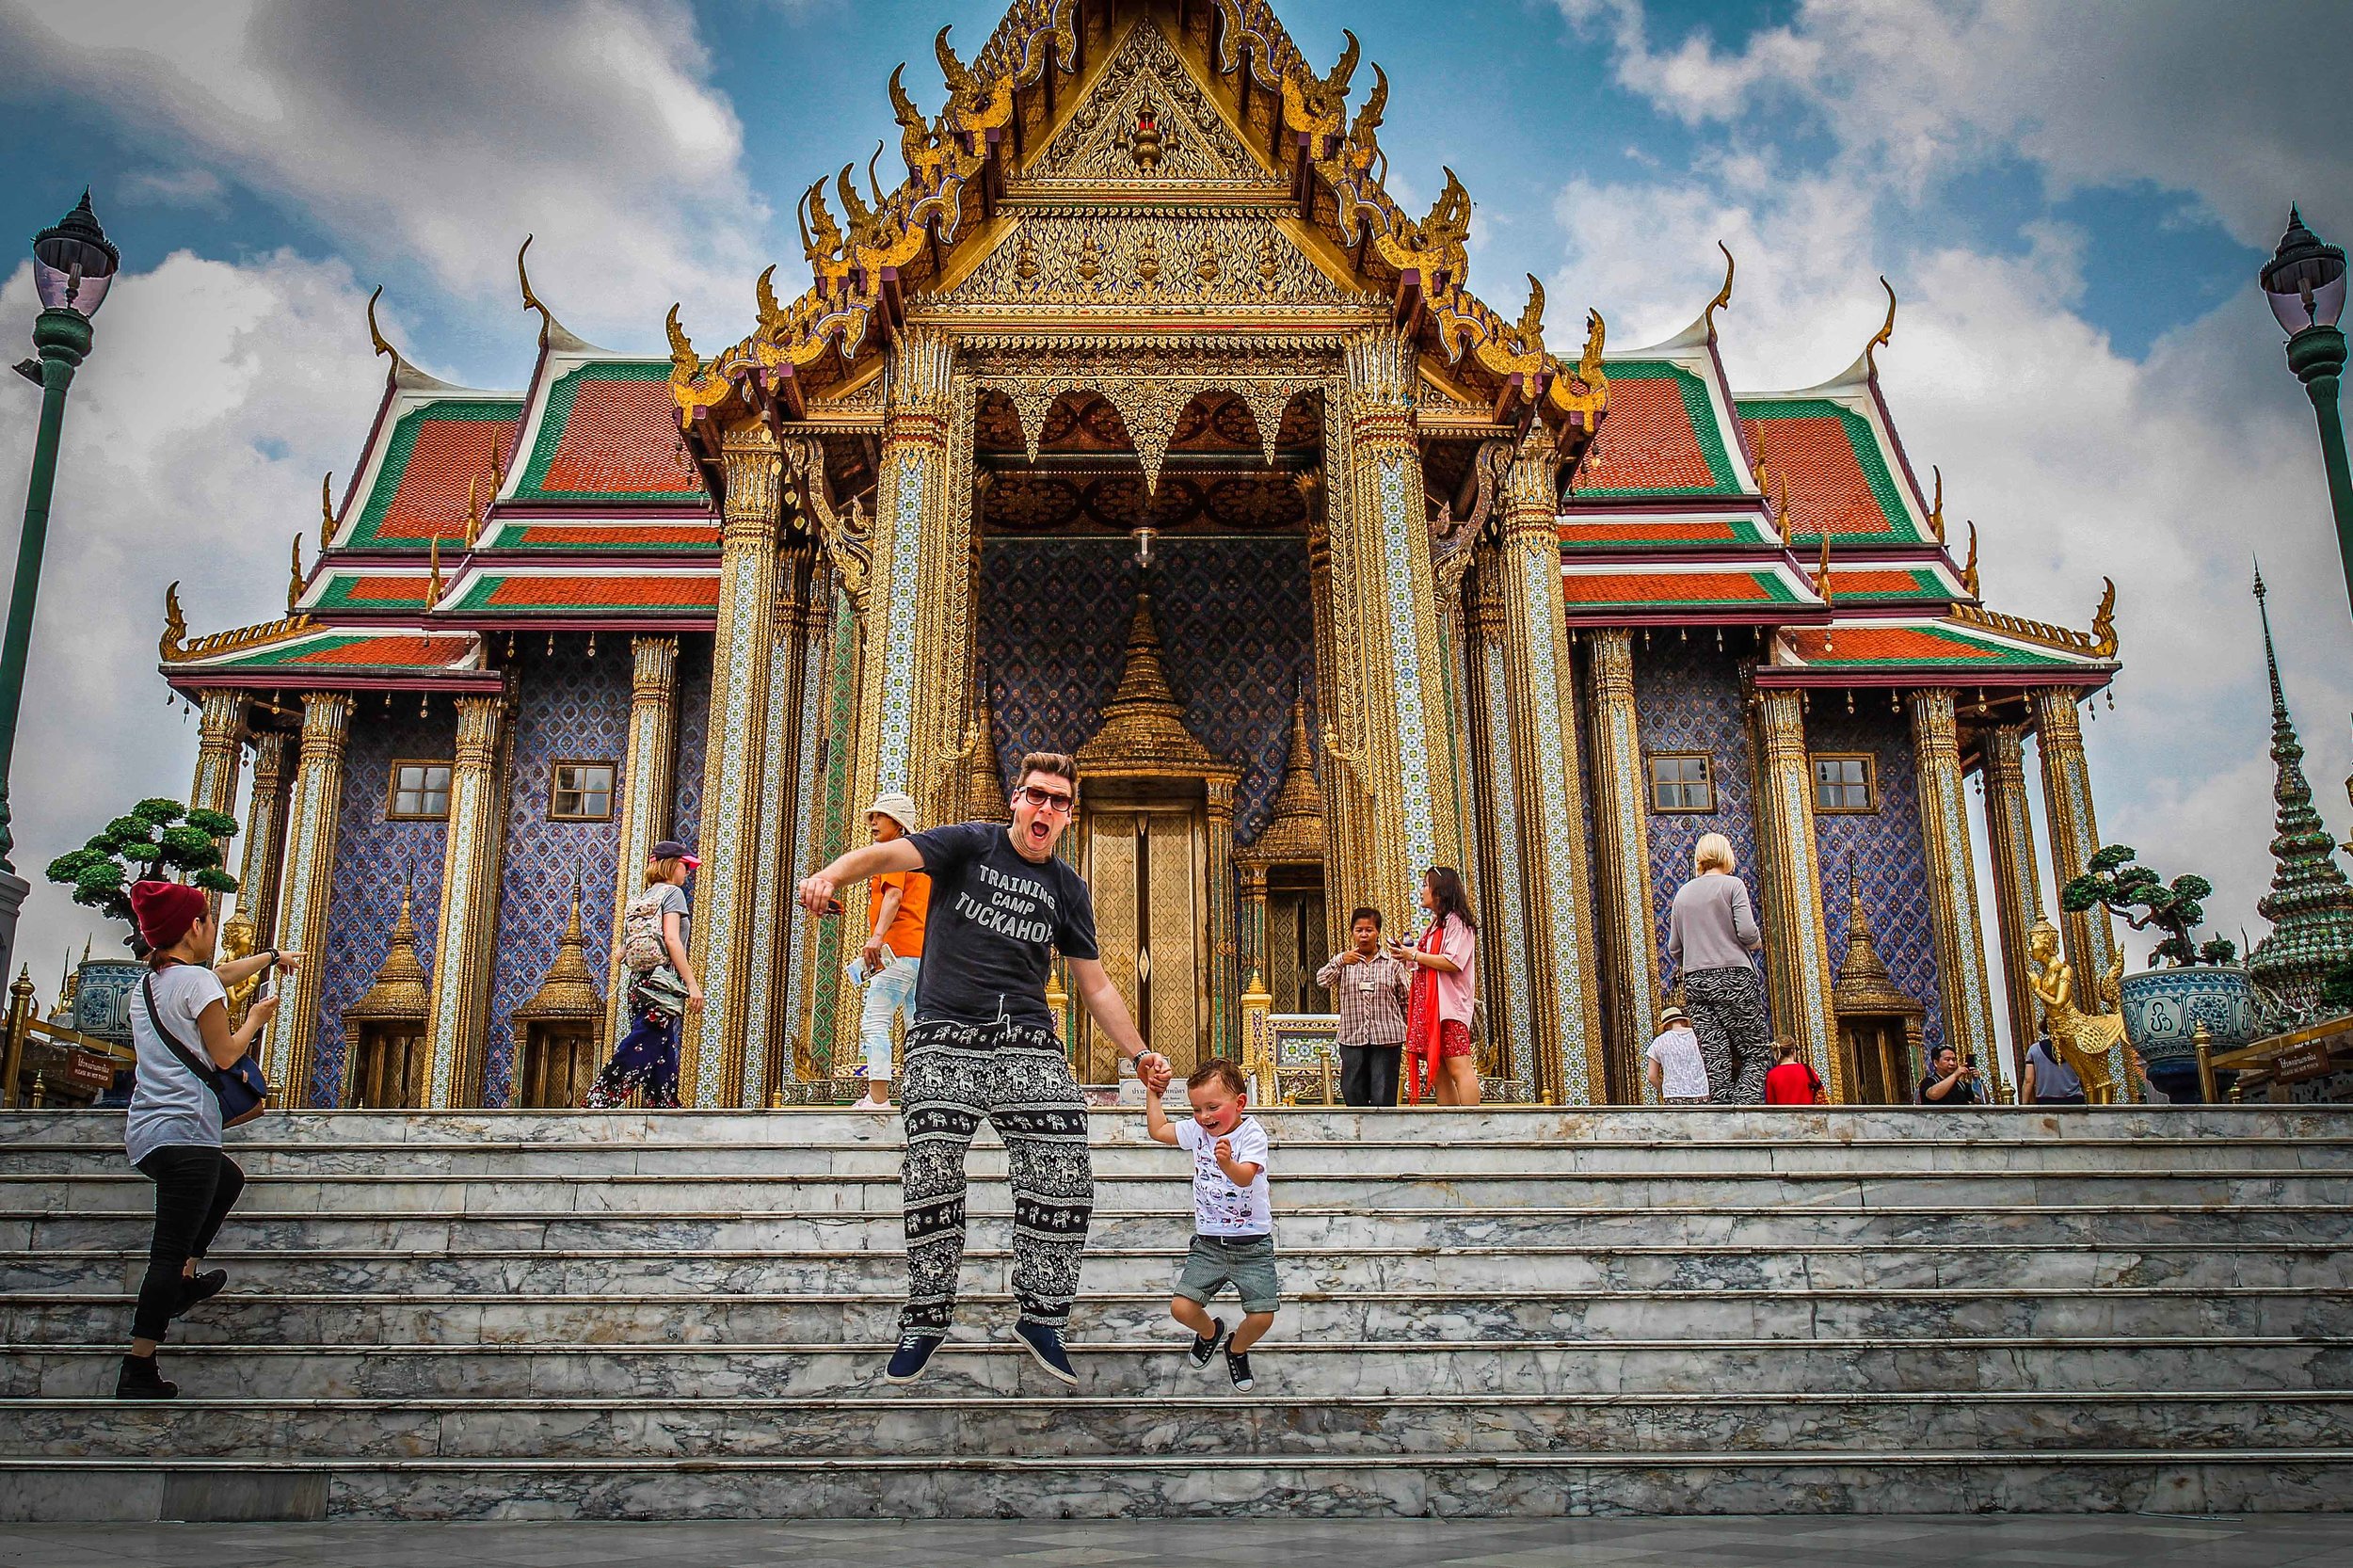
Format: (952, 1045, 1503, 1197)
(1082, 804, 1209, 1079)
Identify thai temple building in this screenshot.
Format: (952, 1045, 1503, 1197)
(152, 0, 2126, 1111)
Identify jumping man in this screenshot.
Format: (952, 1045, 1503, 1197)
(798, 750, 1172, 1387)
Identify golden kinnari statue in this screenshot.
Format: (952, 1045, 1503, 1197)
(2027, 917, 2126, 1104)
(218, 913, 264, 1016)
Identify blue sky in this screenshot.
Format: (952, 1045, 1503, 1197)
(0, 0, 2349, 1027)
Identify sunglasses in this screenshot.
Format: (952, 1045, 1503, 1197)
(1014, 784, 1076, 815)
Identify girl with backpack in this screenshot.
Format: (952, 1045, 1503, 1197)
(585, 840, 703, 1109)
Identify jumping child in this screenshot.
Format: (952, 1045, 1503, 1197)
(1144, 1059, 1277, 1391)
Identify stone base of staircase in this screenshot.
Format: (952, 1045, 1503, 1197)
(1, 1107, 2347, 1521)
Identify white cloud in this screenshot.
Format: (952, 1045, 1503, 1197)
(0, 250, 382, 968)
(119, 168, 230, 212)
(0, 0, 767, 347)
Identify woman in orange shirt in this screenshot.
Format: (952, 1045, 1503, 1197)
(856, 792, 931, 1112)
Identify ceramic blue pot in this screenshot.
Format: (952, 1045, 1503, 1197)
(2118, 965, 2257, 1064)
(71, 960, 146, 1046)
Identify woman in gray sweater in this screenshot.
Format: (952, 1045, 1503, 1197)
(1667, 833, 1769, 1103)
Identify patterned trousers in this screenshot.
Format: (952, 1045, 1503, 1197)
(1682, 964, 1771, 1104)
(899, 1018, 1094, 1334)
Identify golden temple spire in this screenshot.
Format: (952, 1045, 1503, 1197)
(1865, 275, 1897, 377)
(1961, 520, 1980, 598)
(346, 878, 431, 1024)
(1076, 591, 1224, 772)
(1240, 681, 1329, 869)
(963, 675, 1011, 824)
(518, 875, 603, 1023)
(1704, 241, 1735, 342)
(288, 532, 305, 616)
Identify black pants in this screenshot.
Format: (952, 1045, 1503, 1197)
(132, 1146, 244, 1342)
(1340, 1043, 1401, 1108)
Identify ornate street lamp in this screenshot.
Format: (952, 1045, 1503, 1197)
(0, 191, 119, 981)
(2263, 206, 2351, 616)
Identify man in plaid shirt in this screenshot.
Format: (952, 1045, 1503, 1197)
(1316, 907, 1414, 1108)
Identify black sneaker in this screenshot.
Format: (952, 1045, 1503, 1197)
(1225, 1348, 1255, 1392)
(1188, 1320, 1227, 1369)
(172, 1269, 227, 1320)
(115, 1355, 177, 1401)
(885, 1332, 946, 1386)
(1014, 1320, 1079, 1387)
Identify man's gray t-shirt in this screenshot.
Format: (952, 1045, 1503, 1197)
(2027, 1039, 2084, 1099)
(125, 964, 227, 1164)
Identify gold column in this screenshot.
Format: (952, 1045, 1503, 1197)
(1238, 863, 1269, 1006)
(265, 692, 351, 1107)
(1909, 688, 2002, 1096)
(744, 546, 815, 1105)
(682, 432, 782, 1106)
(1752, 688, 1840, 1095)
(189, 689, 246, 818)
(1588, 628, 1658, 1101)
(422, 694, 506, 1109)
(1304, 512, 1358, 954)
(1466, 557, 1535, 1092)
(1493, 438, 1606, 1104)
(1208, 778, 1239, 1060)
(607, 634, 678, 1045)
(2030, 686, 2129, 1096)
(234, 730, 295, 945)
(1979, 725, 2045, 1070)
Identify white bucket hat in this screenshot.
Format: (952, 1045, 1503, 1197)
(866, 792, 921, 834)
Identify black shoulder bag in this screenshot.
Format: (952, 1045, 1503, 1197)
(140, 970, 270, 1128)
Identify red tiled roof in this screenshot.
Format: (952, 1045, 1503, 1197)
(1558, 519, 1765, 548)
(1582, 375, 1723, 492)
(527, 374, 707, 501)
(288, 633, 475, 668)
(1561, 569, 1797, 607)
(480, 575, 718, 608)
(1785, 626, 2006, 664)
(492, 522, 722, 552)
(367, 415, 516, 543)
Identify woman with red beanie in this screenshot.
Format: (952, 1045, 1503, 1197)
(118, 880, 296, 1400)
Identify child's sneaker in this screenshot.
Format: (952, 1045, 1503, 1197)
(1188, 1320, 1227, 1369)
(1225, 1348, 1255, 1391)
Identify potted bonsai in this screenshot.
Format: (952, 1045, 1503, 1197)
(43, 798, 238, 1045)
(2061, 843, 2255, 1099)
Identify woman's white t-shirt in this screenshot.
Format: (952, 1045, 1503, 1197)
(1645, 1026, 1710, 1100)
(125, 964, 228, 1164)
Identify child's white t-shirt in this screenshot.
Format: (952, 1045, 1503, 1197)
(1645, 1026, 1709, 1099)
(1173, 1114, 1273, 1237)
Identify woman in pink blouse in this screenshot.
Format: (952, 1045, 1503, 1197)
(1393, 867, 1481, 1106)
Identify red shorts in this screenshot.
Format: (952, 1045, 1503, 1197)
(1438, 1020, 1474, 1060)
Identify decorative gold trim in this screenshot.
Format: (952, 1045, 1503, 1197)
(160, 583, 317, 666)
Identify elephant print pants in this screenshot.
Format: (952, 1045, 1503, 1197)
(1682, 963, 1772, 1104)
(898, 1018, 1095, 1335)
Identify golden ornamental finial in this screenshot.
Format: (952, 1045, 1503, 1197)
(160, 581, 187, 662)
(1865, 275, 1897, 377)
(427, 536, 444, 607)
(755, 264, 780, 328)
(1349, 62, 1389, 148)
(466, 476, 484, 547)
(664, 304, 699, 381)
(1813, 521, 1833, 603)
(1704, 241, 1735, 340)
(320, 471, 336, 533)
(1517, 275, 1546, 357)
(517, 234, 552, 343)
(1750, 426, 1773, 501)
(1928, 463, 1945, 543)
(288, 532, 304, 616)
(365, 284, 394, 360)
(1961, 520, 1980, 598)
(2091, 576, 2119, 657)
(1577, 309, 1606, 385)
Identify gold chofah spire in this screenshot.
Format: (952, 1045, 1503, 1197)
(344, 880, 431, 1023)
(1241, 684, 1325, 867)
(1076, 593, 1227, 774)
(962, 677, 1011, 824)
(515, 877, 604, 1026)
(1832, 872, 1922, 1017)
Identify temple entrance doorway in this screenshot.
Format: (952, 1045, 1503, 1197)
(1079, 797, 1212, 1080)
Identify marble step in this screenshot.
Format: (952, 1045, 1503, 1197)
(16, 1240, 2344, 1296)
(7, 1448, 2350, 1522)
(8, 1388, 2352, 1462)
(15, 1286, 2345, 1347)
(16, 1202, 2344, 1256)
(10, 1169, 2348, 1215)
(9, 1336, 2346, 1400)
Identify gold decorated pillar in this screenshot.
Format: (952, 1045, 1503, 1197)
(2031, 685, 2130, 1096)
(1491, 438, 1605, 1104)
(265, 692, 351, 1106)
(1207, 776, 1239, 1061)
(682, 432, 783, 1106)
(744, 546, 816, 1105)
(1587, 628, 1659, 1100)
(1752, 688, 1839, 1093)
(234, 729, 295, 945)
(1238, 863, 1270, 1002)
(423, 694, 507, 1108)
(1979, 725, 2045, 1066)
(189, 689, 246, 818)
(1909, 688, 2002, 1096)
(1465, 556, 1535, 1090)
(608, 635, 678, 1045)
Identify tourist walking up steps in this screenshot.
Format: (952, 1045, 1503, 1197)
(799, 751, 1173, 1389)
(1147, 1059, 1279, 1392)
(1645, 1005, 1710, 1105)
(853, 792, 931, 1112)
(1395, 867, 1480, 1106)
(1763, 1040, 1829, 1105)
(1668, 833, 1770, 1104)
(585, 841, 703, 1109)
(1315, 906, 1411, 1108)
(119, 880, 297, 1400)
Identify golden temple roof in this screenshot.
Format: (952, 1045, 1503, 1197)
(1832, 872, 1923, 1018)
(1076, 591, 1237, 780)
(344, 880, 431, 1023)
(514, 878, 604, 1023)
(1240, 685, 1323, 866)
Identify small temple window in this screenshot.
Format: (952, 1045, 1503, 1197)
(387, 761, 453, 820)
(1813, 754, 1878, 813)
(550, 761, 616, 822)
(1648, 753, 1715, 814)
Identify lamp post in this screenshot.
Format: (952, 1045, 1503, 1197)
(2263, 206, 2352, 616)
(0, 193, 120, 987)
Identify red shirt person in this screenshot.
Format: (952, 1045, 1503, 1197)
(1762, 1041, 1828, 1105)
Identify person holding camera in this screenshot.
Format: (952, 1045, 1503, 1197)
(1917, 1044, 1985, 1106)
(119, 880, 297, 1400)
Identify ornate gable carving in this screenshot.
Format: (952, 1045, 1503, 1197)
(930, 209, 1376, 312)
(1024, 17, 1275, 191)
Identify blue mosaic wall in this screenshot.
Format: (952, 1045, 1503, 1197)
(312, 701, 454, 1107)
(1805, 703, 1946, 1054)
(481, 637, 632, 1106)
(1633, 636, 1764, 993)
(980, 537, 1318, 844)
(671, 635, 712, 847)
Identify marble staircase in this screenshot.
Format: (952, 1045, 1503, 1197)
(0, 1107, 2349, 1521)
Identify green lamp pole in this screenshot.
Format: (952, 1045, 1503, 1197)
(2264, 206, 2353, 617)
(1, 193, 120, 873)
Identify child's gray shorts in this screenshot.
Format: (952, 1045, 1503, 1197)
(1175, 1233, 1279, 1314)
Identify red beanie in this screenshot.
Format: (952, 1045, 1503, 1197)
(129, 881, 207, 952)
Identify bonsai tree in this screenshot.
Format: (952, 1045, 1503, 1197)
(44, 798, 239, 952)
(2061, 843, 2235, 969)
